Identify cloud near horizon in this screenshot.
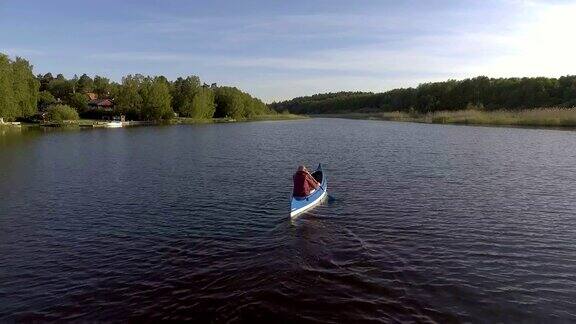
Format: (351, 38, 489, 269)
(1, 0, 576, 102)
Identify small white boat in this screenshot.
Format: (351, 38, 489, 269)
(105, 121, 123, 128)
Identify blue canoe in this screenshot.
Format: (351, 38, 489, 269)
(290, 164, 328, 218)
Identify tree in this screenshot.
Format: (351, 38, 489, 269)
(214, 87, 245, 119)
(76, 74, 93, 93)
(0, 54, 16, 119)
(38, 91, 56, 110)
(139, 76, 173, 120)
(213, 86, 269, 119)
(115, 74, 143, 119)
(93, 75, 111, 97)
(70, 74, 79, 94)
(47, 78, 73, 100)
(68, 92, 88, 112)
(171, 75, 216, 118)
(171, 76, 200, 114)
(190, 87, 216, 119)
(108, 81, 121, 99)
(242, 92, 269, 117)
(11, 57, 39, 117)
(38, 72, 54, 92)
(46, 104, 79, 122)
(1, 54, 39, 119)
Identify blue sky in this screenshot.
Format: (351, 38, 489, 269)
(1, 0, 576, 102)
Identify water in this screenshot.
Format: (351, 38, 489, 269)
(1, 119, 576, 322)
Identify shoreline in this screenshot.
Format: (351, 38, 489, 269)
(1, 113, 306, 130)
(174, 113, 306, 125)
(309, 109, 576, 130)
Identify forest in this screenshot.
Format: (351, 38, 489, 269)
(270, 76, 576, 114)
(5, 51, 576, 123)
(0, 53, 272, 121)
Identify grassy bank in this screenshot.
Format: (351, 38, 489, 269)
(174, 113, 306, 124)
(317, 108, 576, 128)
(244, 113, 306, 121)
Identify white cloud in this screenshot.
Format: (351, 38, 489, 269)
(82, 1, 576, 101)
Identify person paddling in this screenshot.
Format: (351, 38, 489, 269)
(293, 165, 320, 197)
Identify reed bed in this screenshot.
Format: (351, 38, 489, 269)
(424, 108, 576, 127)
(345, 108, 576, 128)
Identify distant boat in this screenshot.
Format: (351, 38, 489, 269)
(290, 163, 327, 219)
(105, 121, 123, 128)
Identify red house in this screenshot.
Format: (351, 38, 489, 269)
(88, 98, 114, 111)
(86, 93, 114, 112)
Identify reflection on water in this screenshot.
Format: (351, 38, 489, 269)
(0, 126, 23, 139)
(1, 119, 576, 322)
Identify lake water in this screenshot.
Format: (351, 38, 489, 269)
(1, 119, 576, 322)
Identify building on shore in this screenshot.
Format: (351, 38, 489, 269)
(86, 93, 114, 112)
(88, 98, 114, 112)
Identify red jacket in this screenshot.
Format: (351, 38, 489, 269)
(293, 170, 320, 197)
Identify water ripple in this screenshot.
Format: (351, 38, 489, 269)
(1, 120, 576, 322)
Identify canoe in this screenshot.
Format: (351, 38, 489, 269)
(290, 164, 328, 218)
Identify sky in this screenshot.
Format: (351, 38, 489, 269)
(1, 0, 576, 102)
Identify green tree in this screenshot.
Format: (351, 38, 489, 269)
(37, 72, 53, 92)
(93, 75, 111, 97)
(68, 92, 88, 112)
(214, 87, 245, 119)
(214, 86, 269, 119)
(70, 74, 79, 94)
(108, 81, 121, 99)
(0, 54, 16, 119)
(171, 76, 200, 115)
(1, 54, 39, 119)
(46, 104, 79, 122)
(47, 78, 73, 100)
(242, 92, 269, 117)
(171, 76, 216, 118)
(76, 73, 93, 93)
(11, 57, 39, 117)
(115, 74, 143, 118)
(38, 90, 56, 110)
(191, 87, 216, 119)
(139, 76, 173, 120)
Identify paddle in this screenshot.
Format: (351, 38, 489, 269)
(309, 172, 324, 191)
(312, 177, 327, 201)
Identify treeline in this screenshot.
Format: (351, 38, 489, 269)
(0, 52, 272, 121)
(113, 75, 270, 120)
(270, 76, 576, 114)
